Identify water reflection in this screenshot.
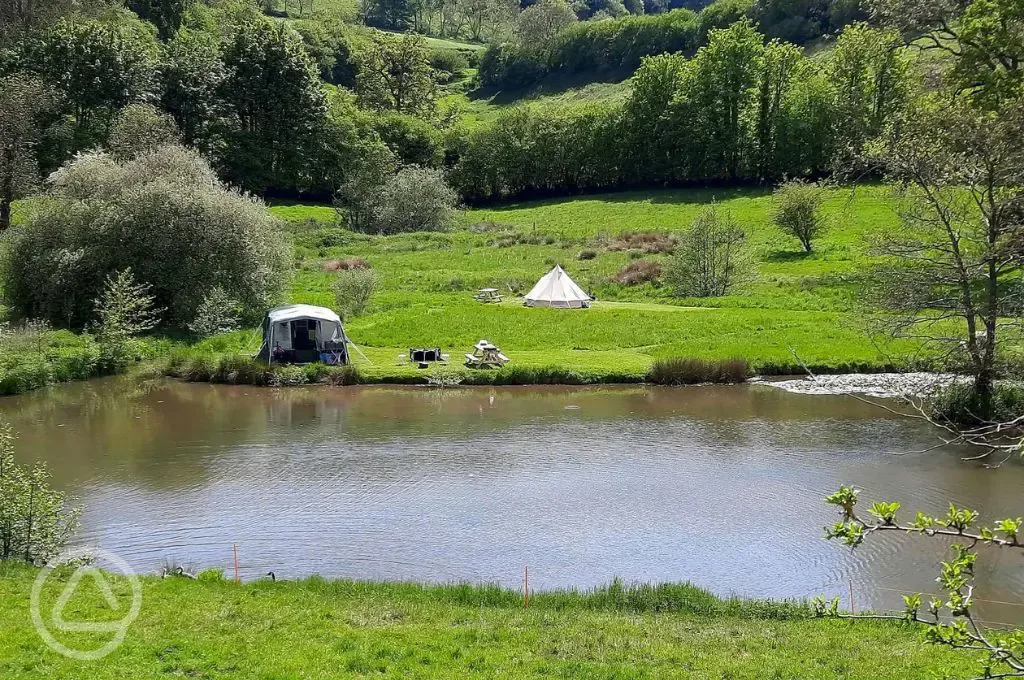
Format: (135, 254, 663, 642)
(3, 377, 1023, 624)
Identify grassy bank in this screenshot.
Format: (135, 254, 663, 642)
(0, 561, 974, 678)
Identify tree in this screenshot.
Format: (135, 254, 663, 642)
(93, 268, 162, 371)
(516, 0, 577, 45)
(0, 74, 54, 231)
(0, 423, 80, 564)
(676, 20, 765, 180)
(361, 0, 413, 29)
(826, 22, 911, 169)
(356, 33, 439, 117)
(219, 19, 329, 193)
(665, 204, 748, 297)
(107, 103, 179, 160)
(3, 144, 291, 329)
(128, 0, 193, 39)
(159, 27, 226, 152)
(870, 0, 1023, 111)
(25, 15, 159, 150)
(771, 178, 827, 252)
(865, 97, 1024, 408)
(821, 485, 1024, 680)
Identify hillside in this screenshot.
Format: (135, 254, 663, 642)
(174, 185, 918, 385)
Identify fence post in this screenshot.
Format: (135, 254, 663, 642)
(524, 565, 529, 608)
(233, 544, 240, 584)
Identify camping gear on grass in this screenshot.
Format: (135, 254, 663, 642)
(464, 340, 509, 368)
(524, 265, 591, 308)
(256, 304, 349, 365)
(409, 348, 447, 363)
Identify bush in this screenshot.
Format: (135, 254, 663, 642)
(608, 231, 678, 254)
(931, 382, 1024, 427)
(647, 357, 751, 385)
(3, 144, 291, 329)
(0, 423, 80, 563)
(372, 112, 444, 167)
(427, 48, 469, 79)
(188, 287, 243, 339)
(577, 250, 598, 260)
(321, 258, 370, 272)
(334, 268, 380, 319)
(664, 205, 748, 297)
(612, 260, 662, 285)
(353, 165, 459, 235)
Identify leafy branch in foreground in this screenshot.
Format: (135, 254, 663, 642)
(817, 485, 1024, 679)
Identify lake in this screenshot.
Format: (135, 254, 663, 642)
(5, 377, 1024, 624)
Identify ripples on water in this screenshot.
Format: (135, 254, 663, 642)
(5, 378, 1024, 624)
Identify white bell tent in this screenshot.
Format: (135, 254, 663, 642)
(524, 265, 591, 308)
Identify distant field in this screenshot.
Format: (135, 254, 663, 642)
(448, 80, 632, 128)
(265, 185, 925, 379)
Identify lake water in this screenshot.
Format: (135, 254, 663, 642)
(5, 378, 1024, 624)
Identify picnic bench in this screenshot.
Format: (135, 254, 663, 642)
(464, 340, 510, 368)
(473, 288, 503, 303)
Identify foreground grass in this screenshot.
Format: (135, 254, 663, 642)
(0, 562, 974, 679)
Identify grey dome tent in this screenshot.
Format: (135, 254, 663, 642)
(256, 304, 349, 365)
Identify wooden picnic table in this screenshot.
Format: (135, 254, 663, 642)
(473, 288, 503, 303)
(464, 340, 510, 368)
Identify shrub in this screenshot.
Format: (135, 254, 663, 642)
(334, 269, 380, 318)
(427, 48, 469, 79)
(931, 382, 1024, 427)
(577, 250, 598, 260)
(188, 287, 242, 338)
(772, 178, 827, 252)
(321, 258, 370, 272)
(372, 112, 444, 167)
(608, 231, 678, 254)
(664, 205, 748, 297)
(365, 166, 459, 234)
(647, 357, 751, 385)
(0, 423, 80, 563)
(3, 145, 290, 329)
(612, 260, 662, 285)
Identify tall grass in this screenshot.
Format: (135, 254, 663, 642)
(647, 357, 751, 385)
(165, 355, 360, 387)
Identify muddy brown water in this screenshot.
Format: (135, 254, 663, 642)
(5, 378, 1024, 623)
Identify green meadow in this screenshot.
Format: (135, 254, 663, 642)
(251, 185, 918, 382)
(0, 562, 975, 679)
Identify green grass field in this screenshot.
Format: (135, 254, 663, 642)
(0, 562, 975, 679)
(257, 185, 920, 382)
